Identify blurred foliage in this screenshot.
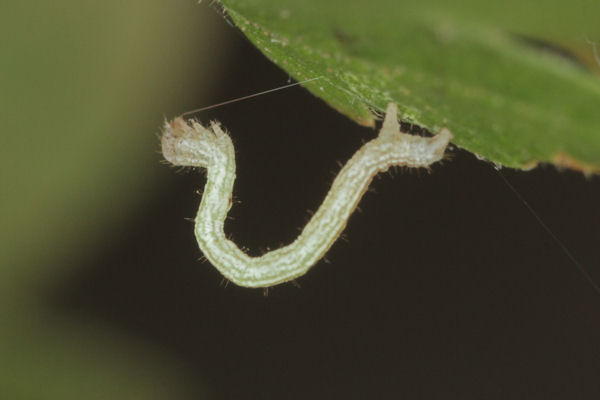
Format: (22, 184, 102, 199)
(219, 0, 600, 172)
(0, 0, 226, 397)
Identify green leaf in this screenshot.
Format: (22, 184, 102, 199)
(217, 0, 600, 173)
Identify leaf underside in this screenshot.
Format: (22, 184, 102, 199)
(217, 0, 600, 173)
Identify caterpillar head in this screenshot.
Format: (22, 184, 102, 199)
(162, 117, 230, 168)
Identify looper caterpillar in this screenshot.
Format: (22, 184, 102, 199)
(162, 103, 452, 288)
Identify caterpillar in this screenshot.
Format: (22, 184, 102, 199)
(162, 103, 451, 288)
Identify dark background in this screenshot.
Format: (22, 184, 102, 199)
(51, 14, 600, 400)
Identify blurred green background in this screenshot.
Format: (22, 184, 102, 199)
(1, 1, 229, 397)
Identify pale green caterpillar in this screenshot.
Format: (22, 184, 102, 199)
(162, 103, 451, 288)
